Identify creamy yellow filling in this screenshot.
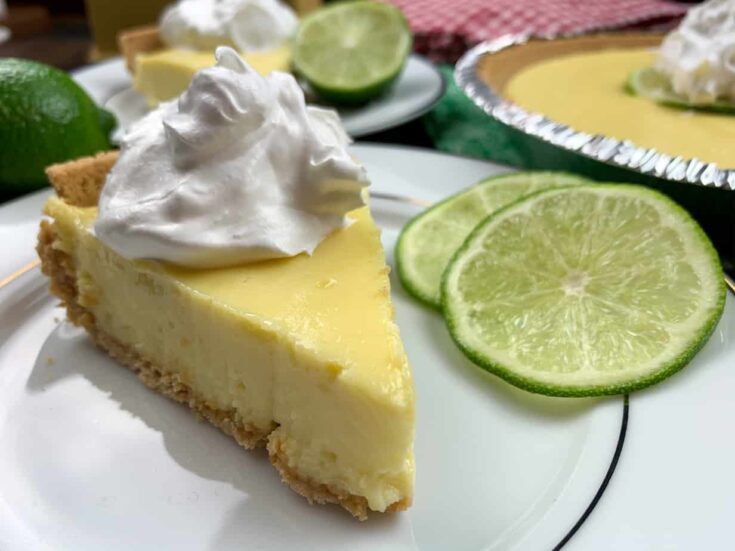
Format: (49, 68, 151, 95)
(45, 197, 414, 512)
(134, 44, 292, 105)
(506, 49, 735, 167)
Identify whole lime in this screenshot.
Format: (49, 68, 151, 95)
(0, 58, 115, 193)
(293, 1, 412, 105)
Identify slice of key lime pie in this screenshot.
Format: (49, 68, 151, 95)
(37, 47, 415, 519)
(122, 0, 300, 105)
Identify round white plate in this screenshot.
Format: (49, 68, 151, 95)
(72, 56, 445, 139)
(0, 145, 732, 550)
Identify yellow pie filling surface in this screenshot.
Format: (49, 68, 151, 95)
(134, 44, 292, 105)
(505, 49, 735, 167)
(45, 196, 415, 513)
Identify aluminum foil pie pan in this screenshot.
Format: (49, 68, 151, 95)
(455, 32, 735, 270)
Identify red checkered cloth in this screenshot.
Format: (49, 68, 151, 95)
(385, 0, 688, 62)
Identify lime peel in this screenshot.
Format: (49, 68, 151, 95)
(441, 184, 725, 397)
(626, 67, 735, 114)
(0, 58, 115, 193)
(396, 172, 590, 309)
(293, 1, 412, 105)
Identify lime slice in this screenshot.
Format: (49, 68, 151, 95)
(442, 185, 725, 397)
(293, 1, 412, 105)
(627, 67, 735, 114)
(396, 172, 588, 308)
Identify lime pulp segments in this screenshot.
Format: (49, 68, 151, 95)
(626, 67, 735, 114)
(396, 172, 589, 308)
(442, 184, 725, 397)
(293, 1, 412, 104)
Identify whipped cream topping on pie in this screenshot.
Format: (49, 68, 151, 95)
(160, 0, 298, 52)
(96, 47, 367, 268)
(657, 0, 735, 103)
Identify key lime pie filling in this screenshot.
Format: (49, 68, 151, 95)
(128, 0, 297, 104)
(505, 0, 735, 168)
(37, 48, 415, 519)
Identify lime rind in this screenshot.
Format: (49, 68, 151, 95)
(0, 58, 115, 192)
(395, 171, 590, 309)
(441, 184, 726, 397)
(293, 1, 412, 104)
(626, 67, 735, 114)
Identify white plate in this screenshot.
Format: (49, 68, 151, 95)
(0, 145, 732, 550)
(72, 56, 445, 139)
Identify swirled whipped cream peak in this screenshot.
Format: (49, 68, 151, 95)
(656, 0, 735, 104)
(95, 47, 368, 268)
(160, 0, 298, 52)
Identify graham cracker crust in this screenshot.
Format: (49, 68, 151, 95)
(117, 25, 162, 73)
(45, 151, 119, 208)
(268, 438, 409, 519)
(37, 220, 270, 450)
(36, 184, 409, 519)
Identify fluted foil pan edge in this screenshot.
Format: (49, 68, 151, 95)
(455, 35, 735, 191)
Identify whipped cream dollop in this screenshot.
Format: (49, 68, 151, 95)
(656, 0, 735, 104)
(95, 47, 368, 268)
(160, 0, 298, 52)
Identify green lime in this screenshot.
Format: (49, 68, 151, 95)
(396, 172, 588, 309)
(293, 1, 412, 105)
(0, 58, 116, 193)
(442, 185, 725, 397)
(626, 67, 735, 114)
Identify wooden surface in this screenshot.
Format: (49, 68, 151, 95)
(0, 19, 92, 70)
(2, 5, 52, 38)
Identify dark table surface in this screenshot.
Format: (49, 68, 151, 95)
(0, 19, 91, 71)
